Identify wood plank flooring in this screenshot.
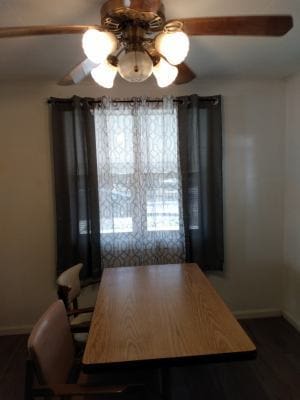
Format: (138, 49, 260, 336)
(0, 334, 28, 400)
(1, 317, 300, 399)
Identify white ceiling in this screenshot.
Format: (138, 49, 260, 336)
(0, 0, 300, 82)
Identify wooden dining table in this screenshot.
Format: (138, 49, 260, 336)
(82, 263, 256, 396)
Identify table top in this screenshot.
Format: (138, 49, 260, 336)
(82, 263, 256, 369)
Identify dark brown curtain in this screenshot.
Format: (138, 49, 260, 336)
(50, 96, 101, 280)
(178, 95, 224, 271)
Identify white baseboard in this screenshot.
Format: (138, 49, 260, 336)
(233, 308, 282, 319)
(0, 325, 32, 336)
(282, 311, 300, 332)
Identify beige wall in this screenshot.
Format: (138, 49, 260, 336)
(0, 78, 286, 333)
(283, 72, 300, 330)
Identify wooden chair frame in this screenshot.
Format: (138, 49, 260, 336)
(25, 358, 143, 399)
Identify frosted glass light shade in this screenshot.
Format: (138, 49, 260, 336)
(155, 31, 190, 65)
(153, 58, 178, 88)
(82, 29, 117, 64)
(91, 60, 117, 88)
(118, 51, 153, 83)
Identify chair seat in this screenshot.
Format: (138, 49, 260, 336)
(65, 369, 150, 400)
(70, 313, 92, 343)
(76, 369, 154, 400)
(79, 368, 159, 388)
(70, 312, 92, 326)
(74, 332, 89, 343)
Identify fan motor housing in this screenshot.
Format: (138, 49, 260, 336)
(100, 0, 166, 33)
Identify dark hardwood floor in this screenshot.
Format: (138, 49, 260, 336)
(0, 334, 28, 400)
(1, 317, 300, 399)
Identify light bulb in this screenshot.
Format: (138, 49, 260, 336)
(91, 60, 117, 88)
(82, 29, 117, 64)
(155, 30, 190, 65)
(153, 58, 178, 88)
(118, 51, 153, 83)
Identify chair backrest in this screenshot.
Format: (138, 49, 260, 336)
(57, 263, 83, 308)
(27, 300, 75, 385)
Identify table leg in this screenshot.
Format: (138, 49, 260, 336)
(158, 367, 172, 400)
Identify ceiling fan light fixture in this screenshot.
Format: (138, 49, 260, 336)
(153, 58, 178, 88)
(82, 29, 117, 64)
(91, 59, 117, 88)
(118, 51, 153, 83)
(155, 30, 190, 65)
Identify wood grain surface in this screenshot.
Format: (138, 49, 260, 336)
(0, 25, 102, 39)
(175, 16, 293, 37)
(83, 264, 255, 367)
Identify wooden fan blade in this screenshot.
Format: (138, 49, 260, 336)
(0, 25, 102, 39)
(168, 15, 293, 36)
(59, 59, 97, 85)
(174, 63, 196, 85)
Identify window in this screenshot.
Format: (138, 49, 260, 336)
(94, 100, 185, 267)
(51, 95, 224, 278)
(51, 95, 223, 278)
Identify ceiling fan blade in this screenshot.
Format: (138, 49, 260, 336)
(59, 59, 97, 85)
(169, 15, 293, 36)
(174, 63, 196, 85)
(0, 25, 102, 39)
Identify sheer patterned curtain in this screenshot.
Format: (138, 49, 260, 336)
(94, 97, 185, 268)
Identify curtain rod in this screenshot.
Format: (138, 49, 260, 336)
(48, 96, 220, 105)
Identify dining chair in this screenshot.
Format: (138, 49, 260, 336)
(57, 263, 97, 342)
(25, 300, 144, 399)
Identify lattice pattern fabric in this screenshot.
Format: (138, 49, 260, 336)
(94, 97, 185, 268)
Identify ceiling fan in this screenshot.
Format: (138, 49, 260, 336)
(0, 0, 293, 88)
